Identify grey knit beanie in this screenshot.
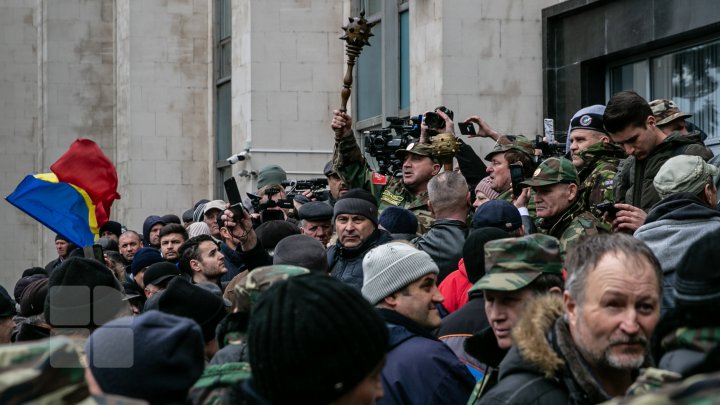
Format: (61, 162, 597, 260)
(361, 242, 439, 305)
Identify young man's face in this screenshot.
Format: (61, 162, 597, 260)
(565, 252, 660, 372)
(608, 118, 660, 161)
(192, 240, 227, 280)
(486, 153, 511, 193)
(484, 288, 536, 349)
(160, 233, 186, 261)
(335, 214, 375, 248)
(392, 274, 444, 330)
(402, 154, 439, 191)
(533, 183, 577, 219)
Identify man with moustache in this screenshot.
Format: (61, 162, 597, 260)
(478, 234, 662, 404)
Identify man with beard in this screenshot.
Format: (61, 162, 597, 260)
(159, 223, 188, 264)
(478, 234, 662, 404)
(178, 234, 227, 285)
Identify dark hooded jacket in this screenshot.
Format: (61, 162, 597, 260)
(413, 219, 468, 283)
(479, 295, 650, 405)
(142, 215, 165, 248)
(378, 309, 475, 405)
(634, 193, 720, 312)
(327, 229, 392, 290)
(615, 131, 712, 211)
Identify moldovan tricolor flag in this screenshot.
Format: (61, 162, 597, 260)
(5, 139, 121, 247)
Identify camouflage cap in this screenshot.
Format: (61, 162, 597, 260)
(521, 157, 578, 187)
(650, 99, 692, 126)
(654, 155, 719, 199)
(395, 142, 436, 160)
(233, 265, 310, 312)
(470, 234, 562, 292)
(484, 135, 535, 161)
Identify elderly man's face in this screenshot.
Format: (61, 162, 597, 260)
(565, 251, 660, 371)
(301, 219, 333, 246)
(533, 183, 577, 219)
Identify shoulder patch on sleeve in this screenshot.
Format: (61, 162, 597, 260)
(372, 172, 387, 185)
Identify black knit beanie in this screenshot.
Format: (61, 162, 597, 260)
(463, 227, 510, 284)
(675, 231, 720, 307)
(44, 257, 124, 330)
(333, 189, 378, 227)
(255, 220, 300, 251)
(248, 273, 388, 403)
(156, 277, 226, 343)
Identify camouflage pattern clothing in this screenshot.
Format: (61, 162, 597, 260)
(576, 142, 625, 227)
(334, 133, 434, 233)
(537, 200, 605, 258)
(188, 362, 252, 405)
(599, 370, 720, 405)
(469, 234, 563, 292)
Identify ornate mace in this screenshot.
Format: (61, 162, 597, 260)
(335, 11, 376, 140)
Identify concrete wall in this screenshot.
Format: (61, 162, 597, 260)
(0, 0, 562, 289)
(230, 0, 344, 193)
(411, 0, 564, 158)
(0, 0, 211, 289)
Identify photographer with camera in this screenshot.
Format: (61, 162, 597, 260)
(331, 109, 450, 234)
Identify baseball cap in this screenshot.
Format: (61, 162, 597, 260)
(650, 99, 692, 126)
(654, 155, 719, 199)
(257, 165, 287, 189)
(143, 262, 182, 288)
(469, 234, 562, 292)
(202, 200, 226, 217)
(521, 157, 578, 187)
(323, 161, 336, 177)
(484, 135, 535, 161)
(472, 200, 522, 231)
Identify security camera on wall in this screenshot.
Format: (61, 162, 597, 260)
(226, 150, 250, 164)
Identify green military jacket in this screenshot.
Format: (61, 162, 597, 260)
(334, 133, 434, 233)
(577, 142, 625, 218)
(537, 200, 605, 257)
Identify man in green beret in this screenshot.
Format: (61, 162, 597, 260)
(457, 234, 564, 402)
(520, 157, 605, 257)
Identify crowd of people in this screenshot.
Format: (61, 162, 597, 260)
(1, 90, 719, 404)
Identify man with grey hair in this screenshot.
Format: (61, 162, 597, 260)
(634, 154, 720, 313)
(412, 171, 471, 282)
(479, 234, 662, 404)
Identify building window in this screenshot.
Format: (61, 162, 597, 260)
(354, 0, 410, 131)
(609, 38, 720, 144)
(215, 0, 232, 198)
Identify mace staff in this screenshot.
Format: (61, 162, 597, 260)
(335, 10, 376, 140)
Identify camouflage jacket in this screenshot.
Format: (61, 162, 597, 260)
(598, 369, 720, 405)
(537, 200, 605, 258)
(334, 133, 433, 233)
(0, 335, 146, 405)
(188, 362, 252, 405)
(577, 142, 625, 226)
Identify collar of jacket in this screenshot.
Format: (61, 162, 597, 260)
(465, 326, 508, 368)
(537, 198, 585, 233)
(377, 308, 437, 341)
(335, 228, 381, 259)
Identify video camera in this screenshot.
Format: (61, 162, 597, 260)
(531, 134, 567, 163)
(364, 116, 422, 177)
(246, 185, 294, 213)
(281, 178, 329, 200)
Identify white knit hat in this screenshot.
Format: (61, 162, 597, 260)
(361, 242, 439, 305)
